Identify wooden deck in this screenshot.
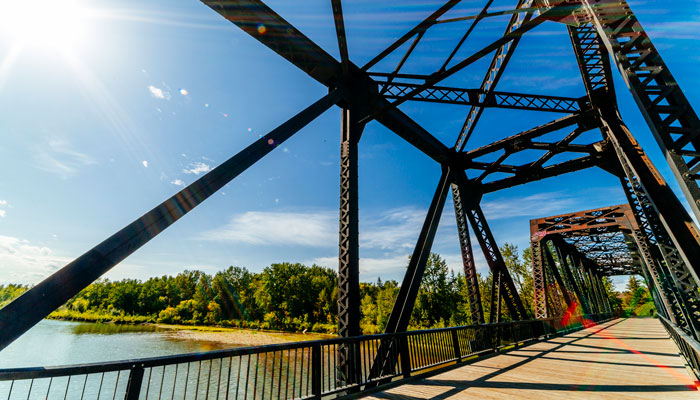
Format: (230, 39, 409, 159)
(364, 318, 699, 399)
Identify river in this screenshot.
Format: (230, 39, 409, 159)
(0, 319, 327, 368)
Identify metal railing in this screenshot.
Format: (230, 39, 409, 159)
(0, 313, 613, 399)
(659, 315, 700, 380)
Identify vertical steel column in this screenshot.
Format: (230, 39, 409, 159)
(542, 241, 575, 311)
(580, 260, 600, 314)
(553, 238, 590, 315)
(337, 105, 364, 386)
(545, 262, 565, 317)
(452, 183, 485, 324)
(585, 264, 604, 314)
(531, 239, 549, 319)
(594, 274, 611, 314)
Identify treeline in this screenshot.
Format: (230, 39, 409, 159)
(0, 245, 626, 334)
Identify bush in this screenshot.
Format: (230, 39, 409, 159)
(635, 302, 656, 317)
(158, 307, 180, 324)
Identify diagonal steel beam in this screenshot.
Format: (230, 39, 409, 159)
(202, 0, 451, 164)
(364, 3, 579, 123)
(0, 91, 341, 351)
(331, 0, 349, 75)
(451, 183, 485, 324)
(202, 0, 340, 86)
(366, 167, 452, 385)
(455, 0, 536, 151)
(461, 113, 587, 160)
(362, 0, 462, 71)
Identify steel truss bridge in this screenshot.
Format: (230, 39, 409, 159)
(2, 0, 700, 398)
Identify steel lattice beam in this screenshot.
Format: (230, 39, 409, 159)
(379, 82, 580, 113)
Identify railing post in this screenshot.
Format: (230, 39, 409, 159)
(400, 335, 411, 378)
(312, 343, 322, 399)
(124, 365, 144, 400)
(451, 329, 461, 362)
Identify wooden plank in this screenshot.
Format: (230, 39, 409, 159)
(363, 318, 698, 399)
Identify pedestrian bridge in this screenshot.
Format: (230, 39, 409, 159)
(365, 318, 698, 399)
(1, 315, 698, 399)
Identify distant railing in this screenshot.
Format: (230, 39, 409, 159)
(0, 313, 612, 399)
(658, 315, 700, 380)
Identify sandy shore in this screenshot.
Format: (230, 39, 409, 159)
(155, 324, 334, 347)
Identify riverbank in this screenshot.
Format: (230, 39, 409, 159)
(47, 309, 334, 345)
(155, 323, 333, 346)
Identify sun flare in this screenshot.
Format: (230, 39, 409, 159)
(0, 0, 91, 52)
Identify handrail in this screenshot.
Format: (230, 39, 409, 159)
(658, 315, 700, 380)
(0, 313, 613, 399)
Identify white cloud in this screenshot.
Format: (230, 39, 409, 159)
(481, 192, 578, 220)
(142, 160, 149, 168)
(34, 139, 97, 179)
(148, 85, 171, 100)
(0, 200, 7, 206)
(362, 207, 426, 250)
(0, 235, 72, 284)
(200, 211, 336, 247)
(0, 210, 5, 218)
(199, 207, 432, 250)
(171, 179, 185, 187)
(183, 161, 212, 175)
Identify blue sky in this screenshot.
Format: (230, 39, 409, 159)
(0, 0, 699, 291)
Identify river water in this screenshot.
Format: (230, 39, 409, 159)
(0, 320, 339, 399)
(0, 320, 300, 368)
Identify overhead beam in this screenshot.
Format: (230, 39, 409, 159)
(202, 0, 451, 164)
(461, 113, 588, 160)
(455, 0, 537, 150)
(365, 3, 580, 123)
(379, 83, 580, 113)
(362, 0, 462, 71)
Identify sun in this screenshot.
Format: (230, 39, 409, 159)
(0, 0, 91, 53)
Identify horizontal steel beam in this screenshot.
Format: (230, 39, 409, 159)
(379, 82, 580, 113)
(481, 155, 601, 193)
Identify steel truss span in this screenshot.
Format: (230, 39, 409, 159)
(2, 0, 700, 392)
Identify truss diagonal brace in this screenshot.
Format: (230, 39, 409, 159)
(582, 0, 700, 222)
(455, 172, 528, 320)
(0, 91, 341, 351)
(366, 167, 452, 385)
(597, 112, 700, 283)
(451, 183, 484, 324)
